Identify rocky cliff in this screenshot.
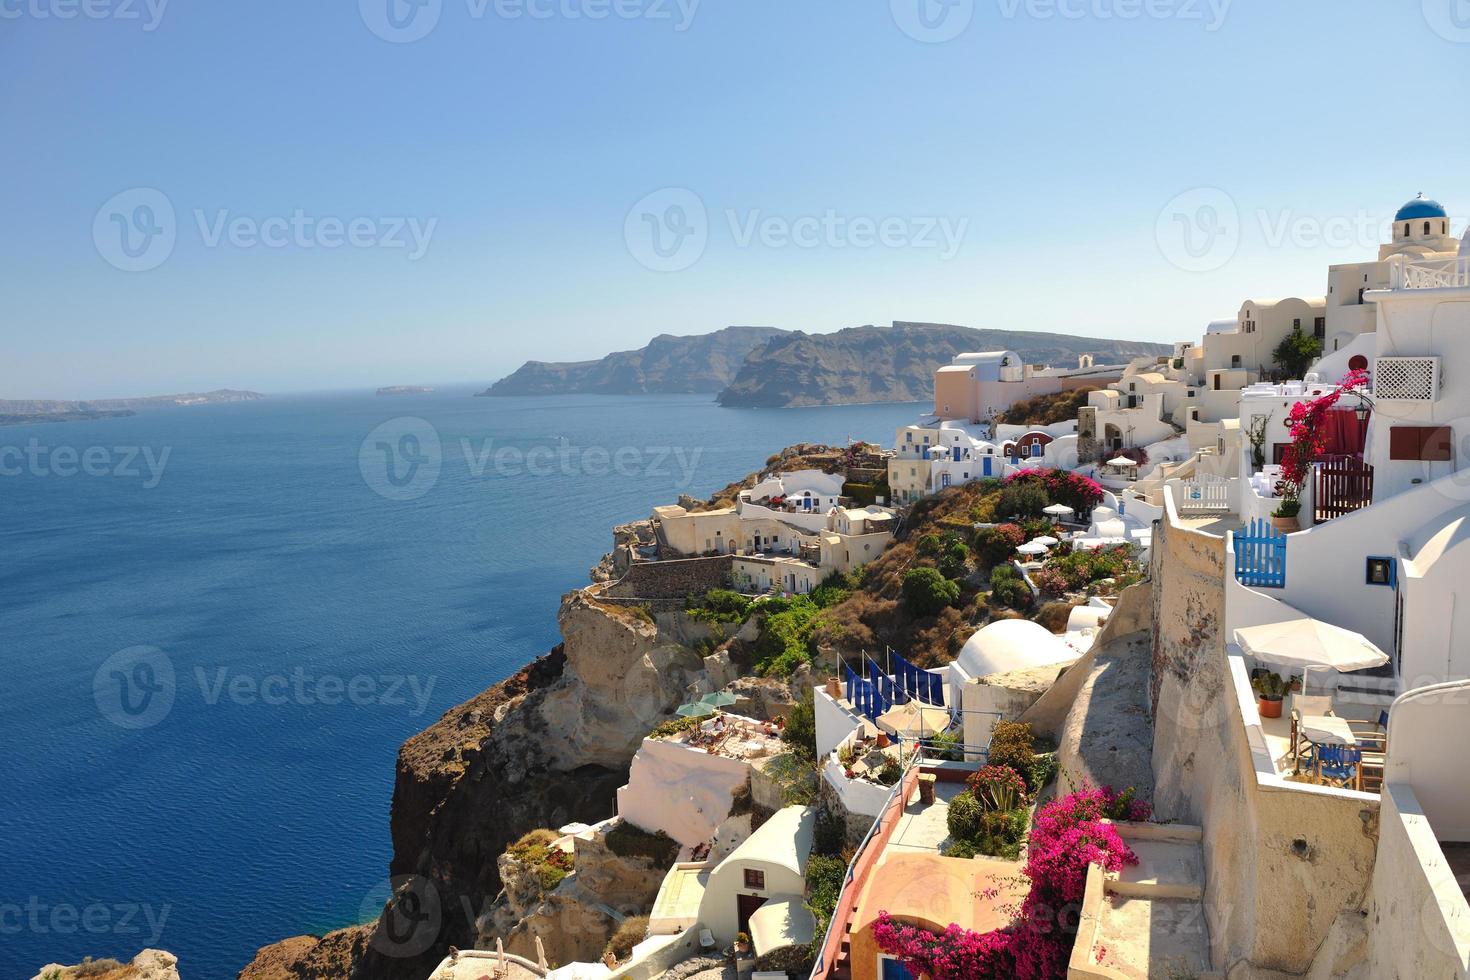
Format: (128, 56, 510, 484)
(481, 326, 786, 396)
(32, 949, 180, 980)
(718, 322, 1170, 408)
(241, 590, 714, 979)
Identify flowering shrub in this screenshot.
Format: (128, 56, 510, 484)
(974, 522, 1026, 566)
(968, 764, 1029, 813)
(1042, 545, 1135, 591)
(1033, 567, 1068, 596)
(1003, 468, 1104, 515)
(1280, 369, 1370, 496)
(874, 784, 1147, 980)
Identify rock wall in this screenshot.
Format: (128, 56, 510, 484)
(1149, 510, 1380, 978)
(604, 556, 733, 602)
(242, 589, 713, 980)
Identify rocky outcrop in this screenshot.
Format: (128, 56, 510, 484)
(0, 390, 264, 414)
(240, 591, 714, 980)
(481, 327, 786, 396)
(478, 832, 670, 965)
(32, 949, 180, 980)
(718, 322, 1169, 408)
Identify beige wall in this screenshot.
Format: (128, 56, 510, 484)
(1150, 507, 1380, 975)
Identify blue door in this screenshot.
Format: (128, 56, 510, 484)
(882, 958, 915, 980)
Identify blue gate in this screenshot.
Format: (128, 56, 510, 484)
(1235, 518, 1287, 588)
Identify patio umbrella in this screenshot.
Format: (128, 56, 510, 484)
(1043, 503, 1075, 517)
(676, 702, 715, 718)
(1233, 618, 1390, 673)
(1031, 535, 1060, 547)
(700, 691, 738, 708)
(876, 702, 951, 739)
(1016, 541, 1048, 556)
(1106, 456, 1138, 468)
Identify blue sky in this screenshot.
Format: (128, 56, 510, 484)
(3, 0, 1468, 398)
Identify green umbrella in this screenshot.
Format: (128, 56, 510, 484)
(700, 691, 738, 708)
(676, 702, 715, 718)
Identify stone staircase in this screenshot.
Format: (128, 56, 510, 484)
(1072, 822, 1222, 980)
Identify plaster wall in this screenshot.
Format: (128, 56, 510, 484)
(616, 737, 750, 847)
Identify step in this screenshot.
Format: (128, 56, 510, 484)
(1090, 895, 1220, 980)
(1107, 839, 1204, 901)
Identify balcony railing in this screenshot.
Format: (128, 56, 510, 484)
(1389, 256, 1470, 291)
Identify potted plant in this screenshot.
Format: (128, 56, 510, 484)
(1252, 671, 1287, 719)
(1270, 496, 1301, 533)
(1288, 674, 1303, 694)
(734, 932, 751, 955)
(875, 731, 891, 749)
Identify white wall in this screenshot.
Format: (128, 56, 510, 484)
(813, 687, 863, 759)
(1386, 680, 1470, 840)
(616, 738, 751, 847)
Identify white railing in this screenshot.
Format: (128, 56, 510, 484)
(1389, 256, 1470, 291)
(1177, 476, 1230, 514)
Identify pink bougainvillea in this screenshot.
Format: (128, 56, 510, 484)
(1003, 468, 1104, 514)
(872, 784, 1146, 980)
(1280, 369, 1370, 496)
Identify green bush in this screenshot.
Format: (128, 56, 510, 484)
(685, 589, 753, 624)
(925, 729, 964, 762)
(976, 808, 1027, 859)
(875, 757, 903, 786)
(987, 721, 1037, 783)
(1028, 753, 1059, 793)
(998, 480, 1049, 519)
(946, 789, 983, 840)
(649, 715, 702, 739)
(605, 822, 682, 868)
(508, 829, 574, 890)
(916, 533, 943, 556)
(988, 564, 1032, 610)
(813, 811, 847, 856)
(938, 540, 971, 580)
(973, 523, 1025, 567)
(782, 694, 817, 760)
(901, 567, 961, 617)
(754, 595, 820, 676)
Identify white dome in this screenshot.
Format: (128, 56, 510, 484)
(955, 618, 1079, 679)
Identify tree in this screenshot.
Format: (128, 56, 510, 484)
(782, 693, 817, 760)
(902, 567, 960, 617)
(1273, 327, 1323, 380)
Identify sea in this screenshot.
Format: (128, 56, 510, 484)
(0, 387, 916, 979)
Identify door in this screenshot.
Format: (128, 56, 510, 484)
(737, 894, 766, 935)
(881, 957, 915, 980)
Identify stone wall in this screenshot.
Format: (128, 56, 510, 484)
(604, 556, 733, 602)
(1149, 505, 1380, 977)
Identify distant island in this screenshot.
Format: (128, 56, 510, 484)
(479, 326, 786, 397)
(377, 385, 435, 396)
(0, 389, 264, 426)
(484, 322, 1169, 408)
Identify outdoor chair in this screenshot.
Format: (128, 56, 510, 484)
(698, 928, 715, 950)
(1311, 743, 1363, 790)
(1346, 709, 1389, 792)
(1289, 693, 1335, 770)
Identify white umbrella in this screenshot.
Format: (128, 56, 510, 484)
(1106, 456, 1137, 468)
(1043, 503, 1074, 517)
(876, 702, 950, 739)
(1016, 541, 1048, 556)
(1233, 618, 1389, 673)
(1031, 535, 1060, 547)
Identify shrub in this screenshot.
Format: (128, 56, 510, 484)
(876, 757, 904, 786)
(604, 915, 650, 963)
(813, 811, 847, 856)
(938, 540, 971, 580)
(974, 523, 1025, 566)
(1003, 467, 1104, 515)
(649, 715, 702, 739)
(947, 789, 983, 840)
(605, 822, 681, 868)
(988, 565, 1031, 610)
(977, 808, 1028, 859)
(987, 721, 1037, 780)
(925, 729, 964, 762)
(968, 764, 1028, 813)
(685, 589, 753, 624)
(902, 567, 961, 617)
(753, 596, 819, 676)
(1027, 753, 1059, 794)
(998, 480, 1049, 519)
(782, 693, 817, 760)
(508, 829, 574, 890)
(917, 533, 943, 556)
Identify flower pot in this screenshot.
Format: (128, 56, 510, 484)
(1258, 695, 1283, 719)
(875, 733, 891, 749)
(825, 676, 842, 700)
(1270, 513, 1300, 533)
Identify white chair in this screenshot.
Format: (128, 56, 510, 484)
(698, 928, 715, 950)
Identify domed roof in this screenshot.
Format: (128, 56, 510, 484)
(1396, 194, 1449, 221)
(955, 618, 1078, 679)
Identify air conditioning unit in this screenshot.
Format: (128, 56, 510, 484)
(1373, 356, 1440, 402)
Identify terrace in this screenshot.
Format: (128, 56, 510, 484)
(663, 713, 785, 762)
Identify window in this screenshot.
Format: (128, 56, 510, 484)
(1425, 221, 1433, 236)
(1293, 318, 1301, 330)
(1314, 317, 1325, 339)
(905, 432, 912, 442)
(1187, 388, 1195, 397)
(1389, 426, 1452, 462)
(743, 869, 765, 890)
(1366, 558, 1395, 587)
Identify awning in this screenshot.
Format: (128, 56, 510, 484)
(876, 702, 951, 739)
(748, 896, 816, 958)
(1233, 617, 1390, 673)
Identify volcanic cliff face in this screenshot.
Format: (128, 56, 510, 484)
(240, 591, 710, 980)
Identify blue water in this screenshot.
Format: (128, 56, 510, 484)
(0, 389, 912, 979)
